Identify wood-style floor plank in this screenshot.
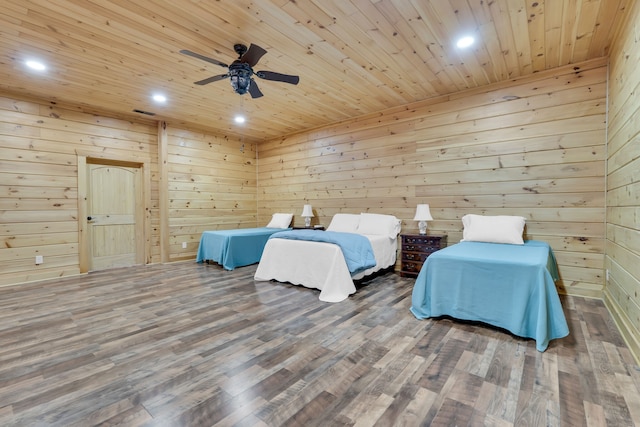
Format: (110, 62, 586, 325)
(0, 261, 639, 426)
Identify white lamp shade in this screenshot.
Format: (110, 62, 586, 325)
(413, 204, 433, 221)
(301, 204, 314, 217)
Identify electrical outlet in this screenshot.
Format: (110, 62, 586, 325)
(606, 269, 610, 281)
(35, 255, 43, 265)
(182, 242, 187, 249)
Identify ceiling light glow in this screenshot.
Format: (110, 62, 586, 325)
(26, 60, 46, 71)
(234, 115, 246, 124)
(456, 36, 475, 49)
(152, 94, 167, 103)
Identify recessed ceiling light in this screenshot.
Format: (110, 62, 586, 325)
(152, 94, 167, 103)
(456, 36, 475, 49)
(25, 60, 46, 71)
(234, 115, 246, 124)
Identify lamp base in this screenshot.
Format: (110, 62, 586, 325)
(418, 221, 427, 235)
(304, 217, 311, 227)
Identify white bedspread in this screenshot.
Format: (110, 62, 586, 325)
(254, 234, 397, 302)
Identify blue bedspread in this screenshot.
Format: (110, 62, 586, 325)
(410, 240, 569, 351)
(269, 230, 376, 275)
(196, 227, 288, 270)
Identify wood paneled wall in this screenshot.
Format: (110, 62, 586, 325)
(605, 0, 640, 362)
(164, 126, 257, 262)
(258, 58, 608, 299)
(0, 96, 158, 285)
(0, 95, 258, 285)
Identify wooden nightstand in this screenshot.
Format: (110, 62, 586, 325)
(399, 234, 447, 278)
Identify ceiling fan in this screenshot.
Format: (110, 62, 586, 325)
(179, 43, 300, 98)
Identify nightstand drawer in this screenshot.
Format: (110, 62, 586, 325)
(399, 234, 447, 278)
(401, 251, 432, 262)
(401, 261, 423, 274)
(402, 243, 443, 253)
(402, 235, 443, 246)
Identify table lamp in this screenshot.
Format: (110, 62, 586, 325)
(413, 204, 433, 235)
(301, 204, 314, 228)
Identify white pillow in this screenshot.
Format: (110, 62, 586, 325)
(461, 214, 526, 245)
(266, 213, 293, 228)
(327, 213, 360, 233)
(357, 213, 401, 239)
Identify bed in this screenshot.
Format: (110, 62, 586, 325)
(196, 213, 293, 270)
(410, 214, 569, 352)
(254, 213, 401, 302)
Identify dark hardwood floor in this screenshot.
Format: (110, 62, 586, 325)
(1, 261, 639, 426)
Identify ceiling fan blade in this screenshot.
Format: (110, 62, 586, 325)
(256, 71, 300, 85)
(241, 43, 267, 67)
(248, 79, 264, 98)
(179, 49, 228, 68)
(194, 74, 229, 85)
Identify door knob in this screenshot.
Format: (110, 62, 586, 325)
(87, 216, 93, 221)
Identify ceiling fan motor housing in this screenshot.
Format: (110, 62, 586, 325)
(229, 62, 253, 94)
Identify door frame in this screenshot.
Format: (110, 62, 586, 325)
(77, 152, 151, 273)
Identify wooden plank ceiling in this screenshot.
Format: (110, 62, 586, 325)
(0, 0, 631, 142)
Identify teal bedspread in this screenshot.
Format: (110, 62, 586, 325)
(196, 227, 288, 270)
(269, 230, 376, 275)
(410, 240, 569, 351)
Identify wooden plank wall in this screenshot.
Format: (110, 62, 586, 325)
(605, 0, 640, 362)
(165, 126, 258, 262)
(0, 96, 158, 285)
(257, 58, 608, 299)
(0, 95, 259, 285)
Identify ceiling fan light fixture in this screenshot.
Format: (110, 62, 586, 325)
(229, 63, 252, 95)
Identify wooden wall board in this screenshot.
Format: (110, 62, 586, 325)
(417, 178, 605, 197)
(606, 257, 640, 319)
(0, 222, 78, 236)
(607, 136, 640, 182)
(0, 230, 77, 248)
(607, 206, 640, 230)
